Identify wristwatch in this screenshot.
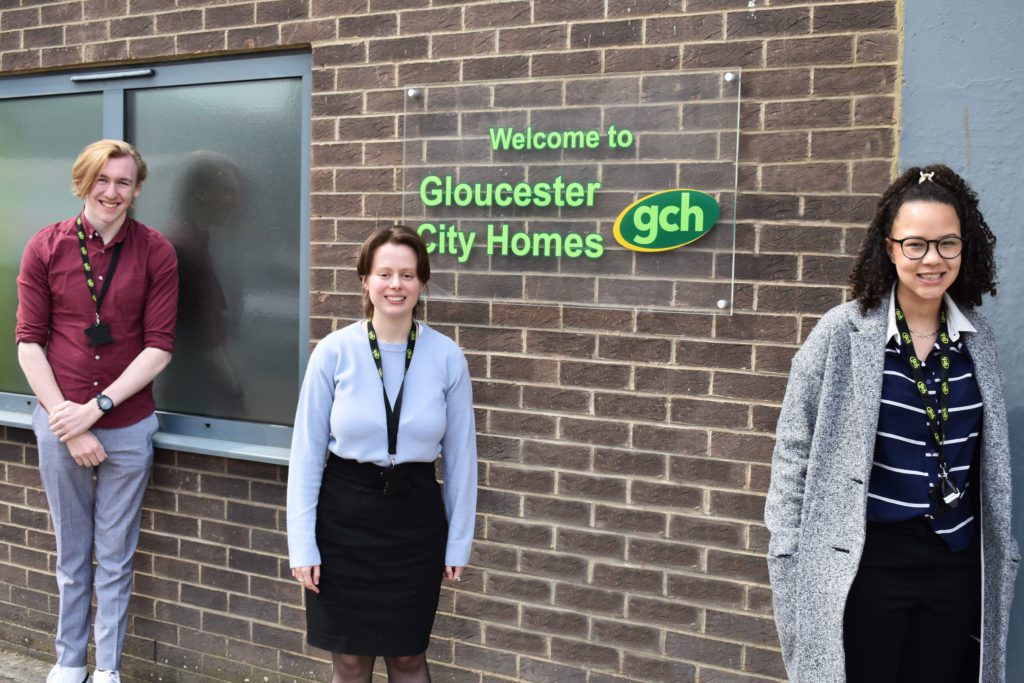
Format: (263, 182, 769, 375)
(95, 393, 114, 414)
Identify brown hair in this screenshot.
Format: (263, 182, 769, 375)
(848, 164, 997, 312)
(356, 225, 431, 318)
(71, 139, 147, 198)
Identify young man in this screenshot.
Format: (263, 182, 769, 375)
(16, 140, 178, 683)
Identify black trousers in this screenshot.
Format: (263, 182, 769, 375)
(844, 517, 981, 683)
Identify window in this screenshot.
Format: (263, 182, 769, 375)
(0, 53, 311, 463)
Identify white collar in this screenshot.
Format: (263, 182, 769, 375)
(885, 286, 975, 345)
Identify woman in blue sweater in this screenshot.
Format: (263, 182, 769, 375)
(287, 225, 477, 683)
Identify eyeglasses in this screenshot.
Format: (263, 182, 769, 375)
(887, 236, 963, 260)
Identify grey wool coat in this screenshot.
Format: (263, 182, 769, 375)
(764, 300, 1020, 682)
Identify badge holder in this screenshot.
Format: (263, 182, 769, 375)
(929, 472, 961, 516)
(85, 316, 114, 347)
(381, 465, 411, 496)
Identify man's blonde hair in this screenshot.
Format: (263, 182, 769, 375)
(71, 139, 147, 198)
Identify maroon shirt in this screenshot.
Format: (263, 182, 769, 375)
(16, 214, 178, 428)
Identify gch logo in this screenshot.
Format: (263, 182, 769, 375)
(613, 189, 720, 253)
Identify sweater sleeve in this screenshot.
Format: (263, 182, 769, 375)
(286, 339, 336, 568)
(439, 347, 478, 567)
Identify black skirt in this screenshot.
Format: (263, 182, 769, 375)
(305, 456, 448, 655)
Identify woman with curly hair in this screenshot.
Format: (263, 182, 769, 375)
(765, 165, 1019, 682)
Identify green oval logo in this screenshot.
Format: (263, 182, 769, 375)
(613, 189, 720, 253)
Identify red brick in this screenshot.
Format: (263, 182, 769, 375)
(767, 35, 853, 66)
(485, 624, 548, 655)
(591, 563, 664, 594)
(2, 8, 41, 30)
(530, 49, 602, 77)
(671, 397, 749, 428)
(570, 19, 641, 48)
(726, 7, 809, 38)
(814, 2, 896, 32)
(534, 0, 604, 22)
(856, 31, 898, 63)
(621, 653, 696, 683)
(606, 46, 679, 72)
(522, 606, 588, 637)
(814, 65, 897, 96)
(499, 24, 567, 52)
(464, 55, 529, 80)
(667, 572, 745, 607)
(627, 595, 700, 630)
(811, 128, 893, 159)
(553, 584, 625, 617)
(520, 550, 588, 580)
(671, 454, 748, 489)
(646, 14, 722, 43)
(682, 40, 763, 69)
(205, 4, 255, 29)
(560, 417, 629, 447)
(707, 548, 770, 583)
(705, 609, 779, 648)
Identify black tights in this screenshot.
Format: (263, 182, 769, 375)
(331, 653, 431, 683)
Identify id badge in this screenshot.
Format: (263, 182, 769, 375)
(929, 478, 960, 514)
(85, 322, 114, 347)
(381, 465, 411, 496)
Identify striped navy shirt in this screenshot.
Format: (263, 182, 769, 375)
(867, 291, 982, 552)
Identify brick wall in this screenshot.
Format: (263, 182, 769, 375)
(0, 1, 899, 681)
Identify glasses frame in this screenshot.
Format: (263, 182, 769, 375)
(887, 236, 964, 260)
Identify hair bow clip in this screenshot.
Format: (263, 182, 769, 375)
(919, 171, 935, 184)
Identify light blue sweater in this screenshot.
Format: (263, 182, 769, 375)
(287, 320, 478, 568)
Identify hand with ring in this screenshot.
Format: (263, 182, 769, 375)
(292, 565, 320, 594)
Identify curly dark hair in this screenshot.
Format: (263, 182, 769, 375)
(849, 164, 997, 312)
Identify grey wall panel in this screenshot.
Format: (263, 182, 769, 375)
(902, 0, 1024, 668)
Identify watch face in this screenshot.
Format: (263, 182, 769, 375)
(97, 395, 114, 412)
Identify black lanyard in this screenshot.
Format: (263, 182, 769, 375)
(75, 215, 124, 325)
(366, 320, 417, 458)
(893, 295, 960, 512)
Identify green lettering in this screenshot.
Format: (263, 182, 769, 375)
(417, 223, 437, 253)
(511, 231, 532, 256)
(551, 176, 565, 207)
(564, 183, 584, 207)
(584, 233, 604, 258)
(633, 206, 659, 245)
(532, 182, 551, 207)
(487, 224, 510, 255)
(563, 233, 583, 258)
(494, 183, 513, 207)
(514, 183, 533, 207)
(681, 192, 704, 231)
(419, 175, 442, 206)
(488, 127, 515, 150)
(533, 232, 562, 257)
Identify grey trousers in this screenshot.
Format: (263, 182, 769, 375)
(34, 407, 157, 671)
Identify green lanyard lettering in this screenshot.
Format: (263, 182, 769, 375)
(75, 215, 123, 326)
(366, 320, 417, 459)
(893, 296, 960, 513)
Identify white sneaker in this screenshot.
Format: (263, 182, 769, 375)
(92, 671, 121, 683)
(46, 665, 89, 683)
